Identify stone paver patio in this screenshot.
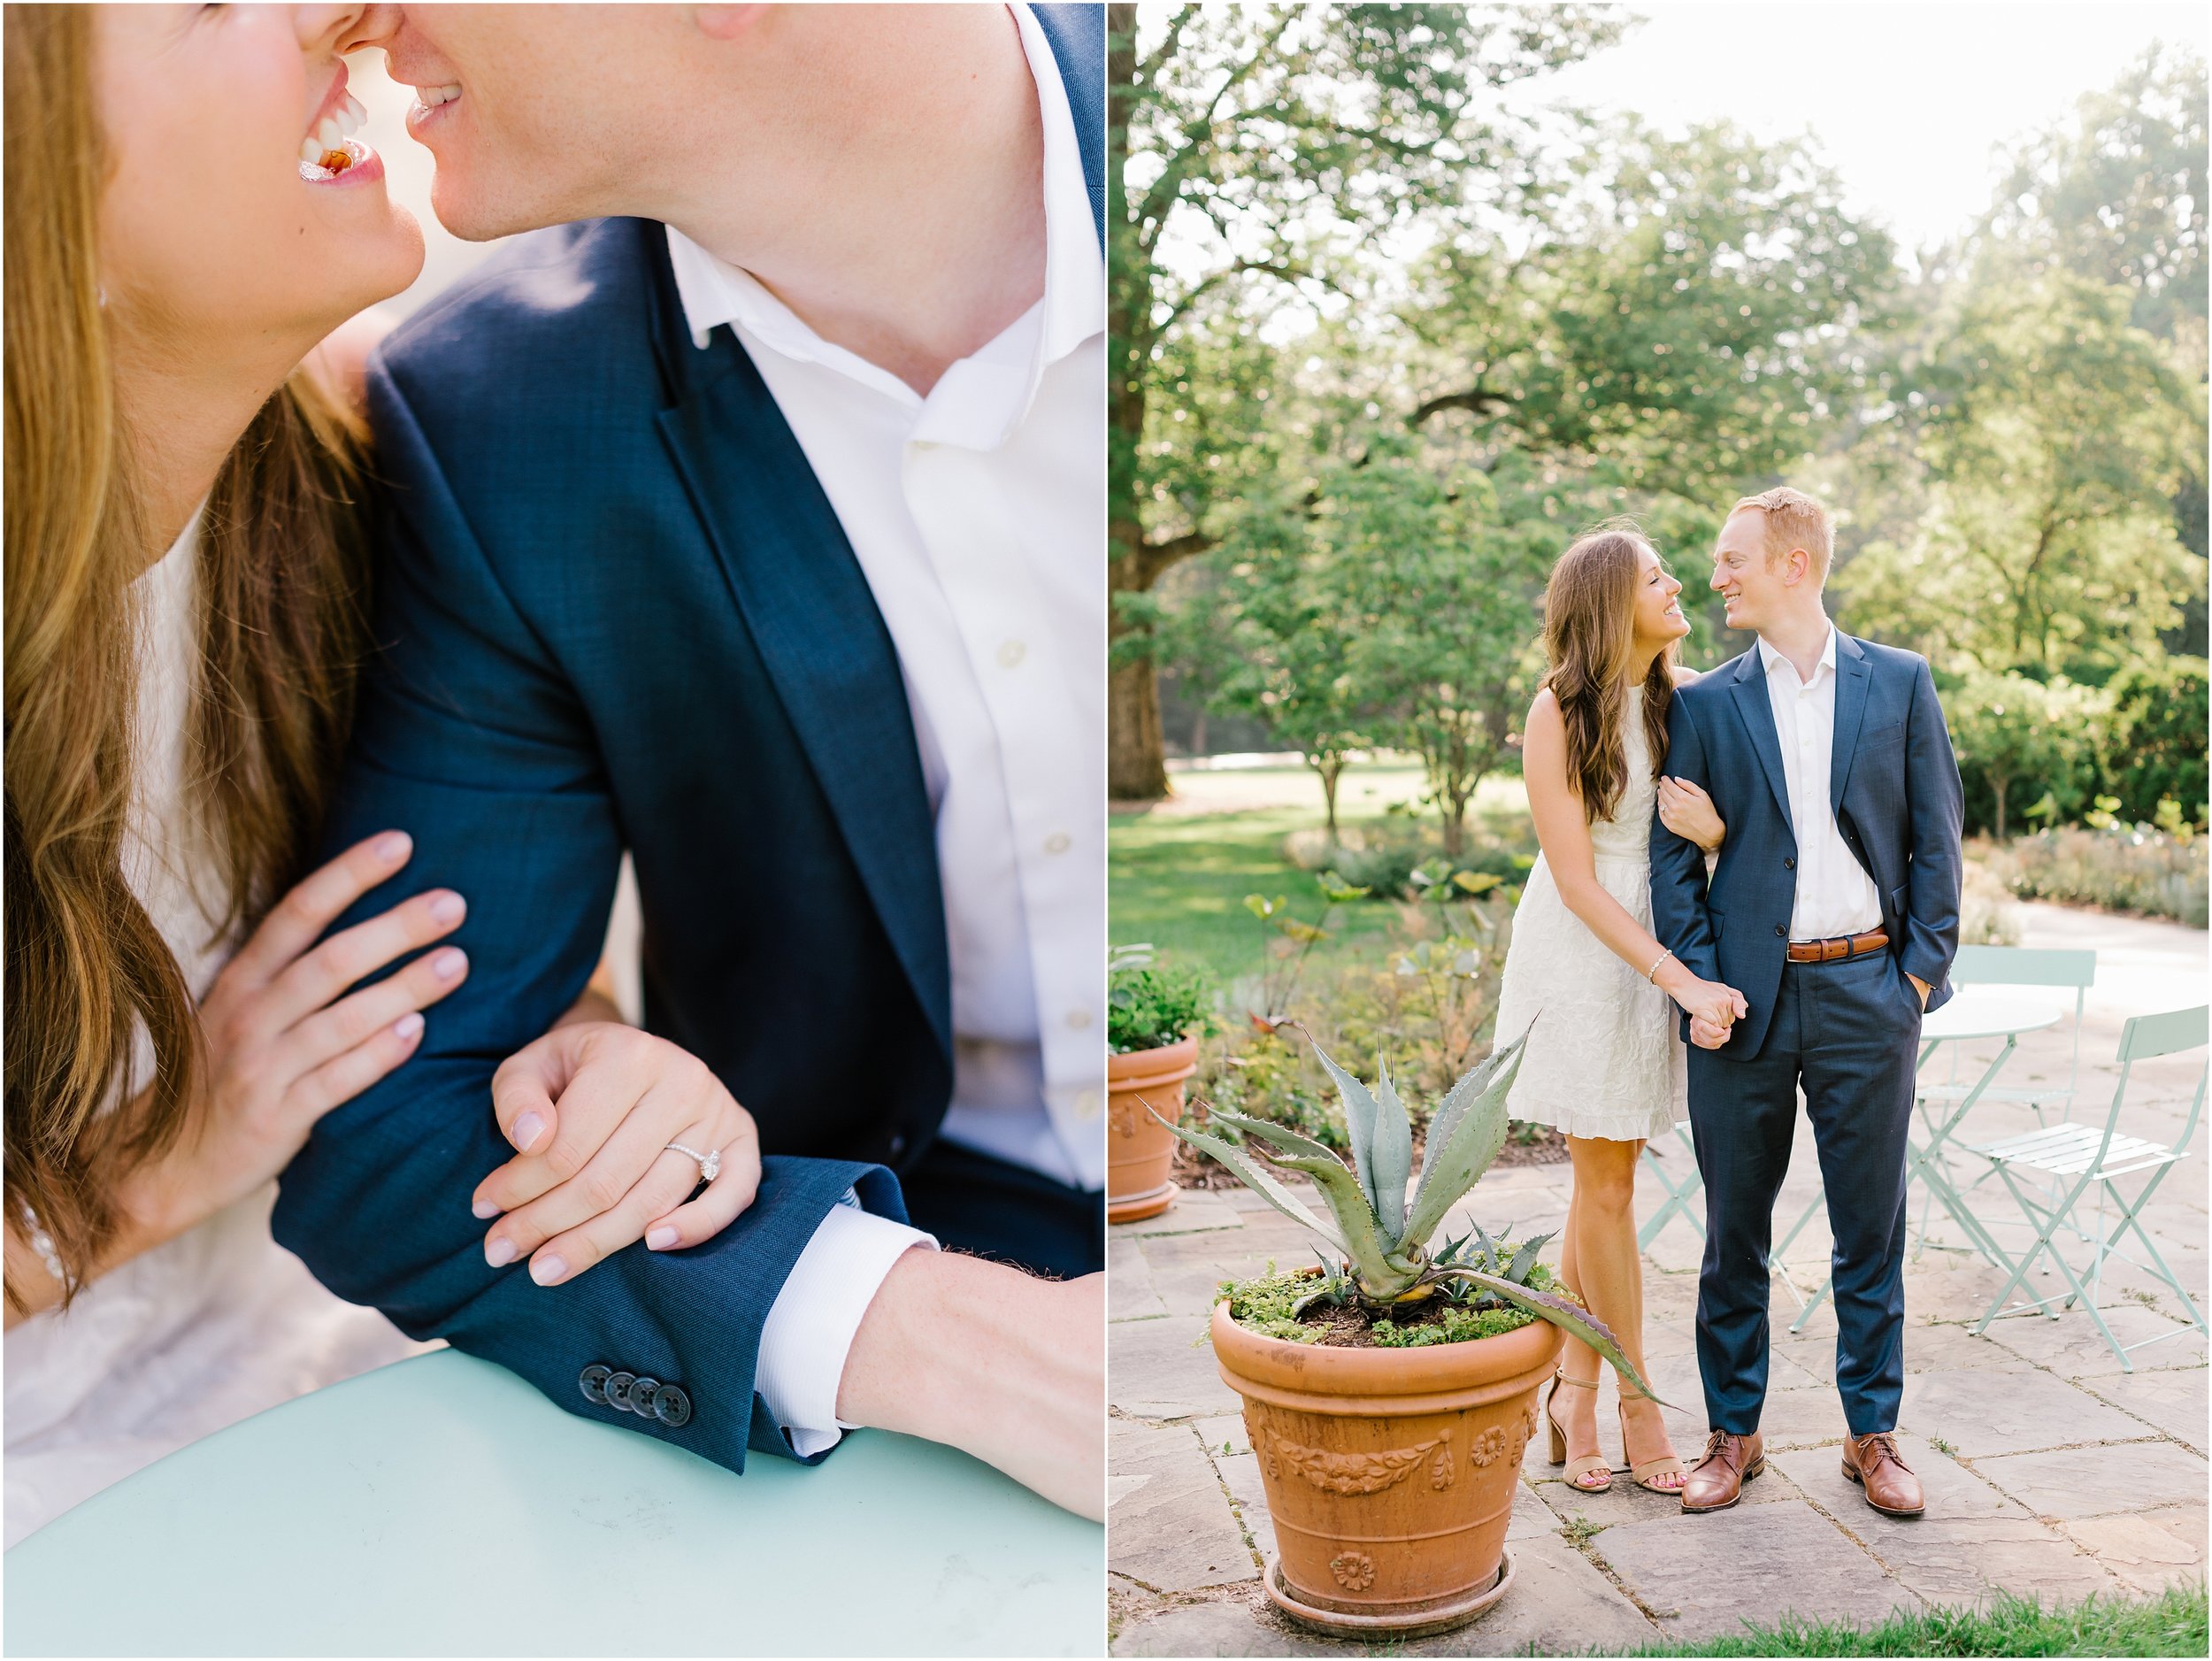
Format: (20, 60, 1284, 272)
(1109, 904, 2209, 1655)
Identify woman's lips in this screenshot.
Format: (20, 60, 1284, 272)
(299, 137, 384, 188)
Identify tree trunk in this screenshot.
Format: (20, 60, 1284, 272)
(1110, 649, 1170, 800)
(1313, 754, 1344, 842)
(1993, 775, 2009, 841)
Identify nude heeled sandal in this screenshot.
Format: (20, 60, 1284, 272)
(1618, 1393, 1686, 1494)
(1545, 1369, 1611, 1493)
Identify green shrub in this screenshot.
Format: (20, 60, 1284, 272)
(1978, 824, 2208, 927)
(1946, 672, 2102, 837)
(1107, 958, 1219, 1054)
(2101, 656, 2208, 823)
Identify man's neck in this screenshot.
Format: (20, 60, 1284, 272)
(664, 7, 1047, 396)
(1760, 608, 1832, 683)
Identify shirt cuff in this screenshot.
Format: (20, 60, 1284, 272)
(753, 1188, 937, 1457)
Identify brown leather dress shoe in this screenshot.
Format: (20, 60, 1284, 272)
(1841, 1432, 1925, 1517)
(1679, 1429, 1764, 1514)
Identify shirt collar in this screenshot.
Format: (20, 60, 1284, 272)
(664, 4, 1099, 413)
(1756, 622, 1838, 686)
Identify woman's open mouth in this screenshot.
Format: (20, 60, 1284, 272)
(299, 86, 373, 182)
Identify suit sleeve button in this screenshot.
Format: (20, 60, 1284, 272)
(604, 1371, 637, 1411)
(628, 1377, 660, 1417)
(652, 1385, 693, 1427)
(579, 1365, 612, 1405)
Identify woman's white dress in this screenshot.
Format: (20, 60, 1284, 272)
(4, 516, 425, 1549)
(1492, 688, 1688, 1141)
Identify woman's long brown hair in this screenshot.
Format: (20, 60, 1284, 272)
(1540, 525, 1677, 826)
(4, 6, 373, 1309)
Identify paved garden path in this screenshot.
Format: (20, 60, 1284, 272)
(1109, 905, 2208, 1655)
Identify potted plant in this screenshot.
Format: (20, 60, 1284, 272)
(1156, 1024, 1659, 1639)
(1106, 950, 1217, 1223)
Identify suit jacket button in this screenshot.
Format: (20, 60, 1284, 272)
(1784, 857, 1795, 869)
(888, 1134, 907, 1158)
(579, 1365, 612, 1405)
(604, 1370, 637, 1411)
(628, 1377, 660, 1417)
(1775, 925, 1786, 937)
(652, 1385, 693, 1427)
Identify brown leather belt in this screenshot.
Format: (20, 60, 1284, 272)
(1786, 929, 1889, 965)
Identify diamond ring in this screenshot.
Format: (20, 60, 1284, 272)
(665, 1143, 721, 1184)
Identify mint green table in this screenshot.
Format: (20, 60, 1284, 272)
(5, 1350, 1101, 1657)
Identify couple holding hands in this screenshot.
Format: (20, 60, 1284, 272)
(5, 2, 1105, 1545)
(1495, 488, 1963, 1519)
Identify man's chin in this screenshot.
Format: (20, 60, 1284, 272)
(427, 174, 545, 245)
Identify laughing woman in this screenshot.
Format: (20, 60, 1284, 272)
(1492, 526, 1747, 1496)
(3, 5, 757, 1546)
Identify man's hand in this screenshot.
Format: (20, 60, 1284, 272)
(836, 1250, 1102, 1520)
(1688, 1015, 1732, 1050)
(1906, 972, 1931, 1011)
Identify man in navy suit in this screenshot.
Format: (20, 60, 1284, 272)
(273, 4, 1105, 1518)
(1650, 488, 1963, 1521)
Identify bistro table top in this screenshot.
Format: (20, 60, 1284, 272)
(5, 1348, 1100, 1657)
(1921, 988, 2066, 1045)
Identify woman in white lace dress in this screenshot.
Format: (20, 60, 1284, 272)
(1494, 527, 1747, 1496)
(4, 6, 757, 1547)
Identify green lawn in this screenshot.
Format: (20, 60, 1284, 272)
(1109, 767, 1532, 983)
(1588, 1584, 2207, 1658)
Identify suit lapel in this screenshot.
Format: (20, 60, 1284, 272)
(1828, 632, 1873, 814)
(1728, 650, 1795, 836)
(649, 258, 952, 1062)
(1032, 3, 1105, 246)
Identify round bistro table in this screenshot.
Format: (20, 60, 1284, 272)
(5, 1349, 1101, 1657)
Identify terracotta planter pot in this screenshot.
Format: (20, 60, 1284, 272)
(1210, 1299, 1564, 1638)
(1106, 1036, 1199, 1224)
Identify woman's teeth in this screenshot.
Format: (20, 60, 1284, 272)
(299, 92, 369, 173)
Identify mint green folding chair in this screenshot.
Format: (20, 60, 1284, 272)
(1637, 1123, 1704, 1250)
(1930, 946, 2095, 1126)
(1922, 945, 2097, 1248)
(1969, 1004, 2208, 1370)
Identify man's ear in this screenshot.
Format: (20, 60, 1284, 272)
(1784, 546, 1812, 587)
(694, 4, 769, 41)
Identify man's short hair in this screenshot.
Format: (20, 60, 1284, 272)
(1729, 487, 1832, 581)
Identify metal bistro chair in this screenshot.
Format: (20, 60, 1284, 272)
(1969, 1004, 2209, 1371)
(1930, 946, 2096, 1127)
(1921, 945, 2097, 1248)
(1638, 1123, 1705, 1251)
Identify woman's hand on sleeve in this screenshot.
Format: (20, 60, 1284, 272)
(472, 1024, 762, 1287)
(1656, 775, 1725, 854)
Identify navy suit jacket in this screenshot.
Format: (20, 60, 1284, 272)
(1648, 633, 1965, 1060)
(272, 4, 1104, 1477)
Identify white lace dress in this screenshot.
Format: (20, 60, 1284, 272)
(1492, 688, 1688, 1141)
(4, 515, 425, 1549)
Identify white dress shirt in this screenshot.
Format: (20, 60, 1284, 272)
(1757, 625, 1884, 942)
(692, 4, 1104, 1457)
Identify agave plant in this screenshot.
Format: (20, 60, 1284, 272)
(1153, 1022, 1664, 1403)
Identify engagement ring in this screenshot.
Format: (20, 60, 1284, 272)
(665, 1143, 721, 1184)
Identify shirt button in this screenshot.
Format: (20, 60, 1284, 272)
(997, 639, 1026, 669)
(1043, 831, 1071, 855)
(1072, 1090, 1101, 1121)
(1065, 1009, 1093, 1031)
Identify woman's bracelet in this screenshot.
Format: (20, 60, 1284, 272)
(1645, 948, 1675, 983)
